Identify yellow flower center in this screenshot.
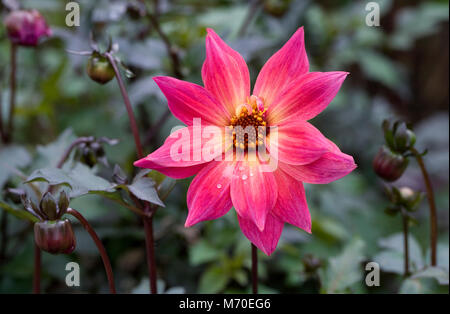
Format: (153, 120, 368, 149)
(229, 95, 267, 151)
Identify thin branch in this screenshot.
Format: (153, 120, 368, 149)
(0, 85, 6, 143)
(105, 51, 158, 293)
(105, 52, 144, 158)
(143, 0, 183, 79)
(33, 243, 41, 294)
(251, 243, 258, 293)
(56, 137, 93, 168)
(6, 44, 17, 143)
(144, 108, 171, 146)
(238, 0, 262, 37)
(401, 209, 410, 277)
(67, 208, 116, 293)
(0, 211, 8, 261)
(411, 147, 438, 266)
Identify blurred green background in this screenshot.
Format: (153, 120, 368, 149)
(0, 0, 448, 293)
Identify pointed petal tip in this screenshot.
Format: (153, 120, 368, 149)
(184, 217, 195, 228)
(133, 158, 146, 168)
(152, 75, 171, 85)
(259, 244, 275, 256)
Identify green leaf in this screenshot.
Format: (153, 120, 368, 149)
(147, 170, 176, 201)
(320, 238, 365, 293)
(25, 163, 115, 197)
(377, 233, 424, 272)
(0, 201, 39, 223)
(399, 277, 446, 294)
(233, 270, 248, 286)
(127, 176, 164, 207)
(198, 266, 229, 294)
(412, 267, 449, 285)
(35, 129, 76, 168)
(0, 145, 32, 188)
(189, 240, 223, 266)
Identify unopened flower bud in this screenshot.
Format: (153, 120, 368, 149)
(57, 190, 70, 215)
(34, 219, 76, 254)
(40, 192, 58, 220)
(87, 53, 115, 84)
(398, 187, 423, 211)
(394, 123, 416, 153)
(4, 10, 51, 46)
(373, 146, 409, 181)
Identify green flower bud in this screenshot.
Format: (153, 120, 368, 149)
(87, 52, 115, 84)
(40, 192, 58, 220)
(57, 190, 70, 216)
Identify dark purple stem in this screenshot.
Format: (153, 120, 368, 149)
(33, 243, 41, 294)
(251, 243, 258, 293)
(411, 148, 438, 266)
(105, 52, 158, 294)
(67, 208, 116, 293)
(6, 43, 17, 143)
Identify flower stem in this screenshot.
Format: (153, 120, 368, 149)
(33, 242, 41, 294)
(251, 243, 258, 293)
(105, 52, 158, 293)
(401, 210, 410, 277)
(6, 43, 17, 143)
(411, 147, 438, 266)
(67, 208, 116, 293)
(56, 137, 92, 168)
(143, 213, 157, 293)
(105, 52, 143, 158)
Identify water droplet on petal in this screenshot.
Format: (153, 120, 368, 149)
(242, 174, 248, 180)
(249, 172, 254, 177)
(216, 184, 222, 189)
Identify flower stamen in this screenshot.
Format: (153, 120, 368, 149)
(229, 95, 267, 152)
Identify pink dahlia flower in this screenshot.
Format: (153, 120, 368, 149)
(135, 28, 357, 255)
(4, 9, 52, 47)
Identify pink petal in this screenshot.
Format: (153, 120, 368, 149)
(202, 28, 250, 115)
(267, 121, 330, 165)
(153, 76, 230, 126)
(185, 161, 234, 227)
(272, 169, 311, 232)
(279, 148, 357, 184)
(253, 27, 309, 108)
(230, 161, 277, 231)
(268, 71, 348, 125)
(237, 212, 284, 256)
(134, 126, 224, 179)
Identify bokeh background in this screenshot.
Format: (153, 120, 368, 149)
(0, 0, 448, 293)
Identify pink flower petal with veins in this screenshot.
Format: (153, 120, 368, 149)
(253, 27, 309, 108)
(186, 161, 234, 227)
(134, 125, 224, 179)
(279, 151, 357, 184)
(153, 76, 230, 126)
(272, 169, 311, 232)
(267, 121, 330, 165)
(202, 28, 250, 116)
(230, 161, 278, 231)
(268, 71, 348, 124)
(237, 212, 283, 256)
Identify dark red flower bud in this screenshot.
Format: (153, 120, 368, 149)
(4, 9, 52, 46)
(34, 219, 76, 254)
(373, 146, 409, 182)
(87, 53, 115, 84)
